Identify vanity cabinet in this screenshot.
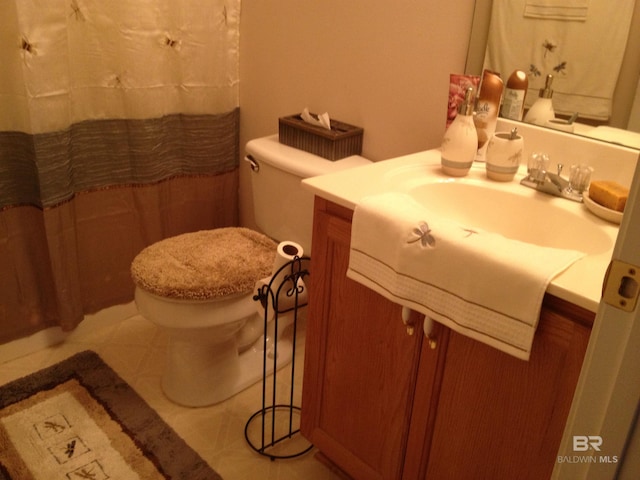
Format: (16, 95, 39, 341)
(301, 198, 594, 480)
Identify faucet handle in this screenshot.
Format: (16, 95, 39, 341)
(527, 152, 550, 184)
(565, 164, 593, 196)
(528, 152, 550, 172)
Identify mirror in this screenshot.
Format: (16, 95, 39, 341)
(465, 0, 640, 150)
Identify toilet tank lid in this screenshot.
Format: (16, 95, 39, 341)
(246, 135, 371, 179)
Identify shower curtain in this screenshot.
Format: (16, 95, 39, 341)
(0, 1, 241, 344)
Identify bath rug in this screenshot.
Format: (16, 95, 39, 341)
(0, 350, 222, 480)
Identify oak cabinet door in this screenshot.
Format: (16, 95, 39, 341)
(301, 203, 424, 480)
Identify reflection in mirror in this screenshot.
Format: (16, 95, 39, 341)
(466, 0, 640, 149)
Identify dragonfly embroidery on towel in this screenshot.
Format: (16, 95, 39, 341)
(43, 420, 67, 434)
(407, 222, 436, 248)
(73, 466, 98, 479)
(65, 439, 77, 458)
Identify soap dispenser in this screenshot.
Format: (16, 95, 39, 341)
(524, 74, 555, 126)
(441, 87, 477, 177)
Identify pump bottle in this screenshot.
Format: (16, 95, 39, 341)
(524, 74, 555, 126)
(441, 87, 477, 177)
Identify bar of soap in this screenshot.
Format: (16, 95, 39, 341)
(588, 180, 629, 212)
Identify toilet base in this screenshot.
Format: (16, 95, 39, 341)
(161, 318, 295, 407)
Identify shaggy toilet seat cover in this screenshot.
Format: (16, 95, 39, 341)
(131, 228, 278, 300)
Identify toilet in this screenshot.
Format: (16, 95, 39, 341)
(131, 135, 370, 407)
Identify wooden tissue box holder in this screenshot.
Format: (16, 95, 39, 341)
(278, 114, 364, 160)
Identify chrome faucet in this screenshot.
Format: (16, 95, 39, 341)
(520, 153, 591, 202)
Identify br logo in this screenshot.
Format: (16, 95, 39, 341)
(573, 435, 603, 452)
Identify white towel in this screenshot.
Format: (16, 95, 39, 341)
(347, 193, 585, 361)
(524, 0, 589, 21)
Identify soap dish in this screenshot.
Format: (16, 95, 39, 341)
(582, 191, 623, 224)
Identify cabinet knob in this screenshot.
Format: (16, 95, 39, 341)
(401, 306, 416, 336)
(402, 307, 438, 346)
(424, 316, 437, 349)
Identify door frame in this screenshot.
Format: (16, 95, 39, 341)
(554, 153, 640, 479)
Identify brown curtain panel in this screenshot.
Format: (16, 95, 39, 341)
(0, 110, 240, 344)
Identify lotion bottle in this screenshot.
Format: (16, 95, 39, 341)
(441, 87, 477, 177)
(524, 74, 555, 126)
(500, 70, 528, 121)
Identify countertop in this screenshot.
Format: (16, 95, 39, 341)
(302, 149, 621, 313)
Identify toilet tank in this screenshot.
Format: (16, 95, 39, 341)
(245, 135, 370, 254)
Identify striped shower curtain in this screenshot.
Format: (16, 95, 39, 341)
(0, 1, 241, 344)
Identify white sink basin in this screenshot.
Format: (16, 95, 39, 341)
(404, 181, 613, 254)
(378, 160, 614, 254)
(302, 149, 622, 311)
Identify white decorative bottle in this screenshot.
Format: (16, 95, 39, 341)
(441, 87, 477, 177)
(524, 74, 555, 126)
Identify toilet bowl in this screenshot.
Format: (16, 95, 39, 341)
(134, 287, 296, 406)
(131, 135, 370, 406)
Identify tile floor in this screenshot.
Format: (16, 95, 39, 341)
(0, 305, 343, 480)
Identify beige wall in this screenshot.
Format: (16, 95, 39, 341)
(238, 1, 476, 228)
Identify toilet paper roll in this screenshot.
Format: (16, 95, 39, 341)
(254, 240, 308, 321)
(272, 241, 304, 289)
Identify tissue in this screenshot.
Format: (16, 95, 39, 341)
(301, 107, 331, 130)
(254, 241, 308, 321)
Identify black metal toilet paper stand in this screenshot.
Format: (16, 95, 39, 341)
(244, 256, 313, 460)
